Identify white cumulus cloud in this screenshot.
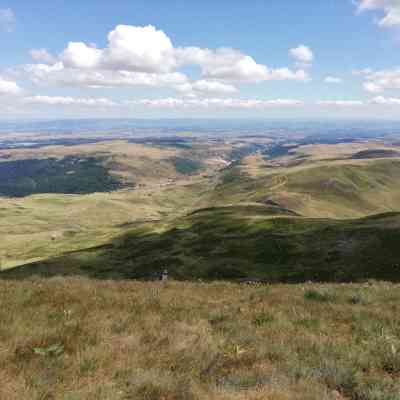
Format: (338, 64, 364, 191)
(61, 42, 103, 69)
(26, 25, 310, 85)
(0, 77, 22, 96)
(15, 24, 311, 98)
(176, 47, 308, 82)
(289, 45, 314, 67)
(8, 24, 317, 113)
(61, 25, 176, 73)
(357, 0, 400, 28)
(360, 68, 400, 93)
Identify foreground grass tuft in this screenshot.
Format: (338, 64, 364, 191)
(1, 278, 400, 399)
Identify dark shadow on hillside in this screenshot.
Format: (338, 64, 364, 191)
(2, 210, 400, 283)
(350, 149, 400, 160)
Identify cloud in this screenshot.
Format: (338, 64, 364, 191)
(61, 42, 103, 69)
(30, 48, 57, 64)
(0, 8, 15, 32)
(357, 0, 400, 28)
(370, 95, 400, 104)
(128, 97, 304, 110)
(11, 95, 304, 111)
(202, 57, 309, 82)
(179, 48, 270, 82)
(24, 25, 309, 85)
(324, 76, 343, 84)
(104, 25, 177, 72)
(176, 80, 238, 96)
(18, 63, 189, 89)
(16, 62, 240, 96)
(317, 100, 364, 106)
(317, 97, 400, 106)
(13, 95, 400, 113)
(289, 45, 314, 67)
(176, 47, 309, 82)
(0, 77, 22, 96)
(359, 68, 400, 92)
(23, 95, 117, 107)
(15, 24, 310, 99)
(363, 82, 383, 93)
(61, 25, 176, 73)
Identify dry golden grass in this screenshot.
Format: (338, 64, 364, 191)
(240, 154, 271, 178)
(1, 278, 400, 399)
(294, 140, 399, 161)
(0, 141, 178, 162)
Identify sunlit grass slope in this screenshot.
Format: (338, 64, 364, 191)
(0, 179, 213, 270)
(212, 159, 400, 218)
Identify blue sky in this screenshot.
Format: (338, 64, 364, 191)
(1, 0, 400, 119)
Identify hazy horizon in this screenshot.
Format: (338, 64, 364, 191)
(1, 1, 400, 119)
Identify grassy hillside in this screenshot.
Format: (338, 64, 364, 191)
(212, 158, 400, 218)
(3, 140, 400, 276)
(1, 277, 400, 399)
(0, 139, 227, 269)
(0, 178, 214, 270)
(4, 205, 400, 283)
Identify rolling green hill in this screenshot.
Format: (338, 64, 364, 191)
(3, 141, 400, 282)
(211, 158, 400, 218)
(4, 205, 400, 283)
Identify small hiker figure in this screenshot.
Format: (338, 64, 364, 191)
(161, 269, 168, 282)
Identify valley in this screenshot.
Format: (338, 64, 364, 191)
(2, 128, 400, 282)
(4, 2, 400, 398)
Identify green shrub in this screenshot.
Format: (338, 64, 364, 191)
(304, 289, 335, 302)
(253, 312, 275, 327)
